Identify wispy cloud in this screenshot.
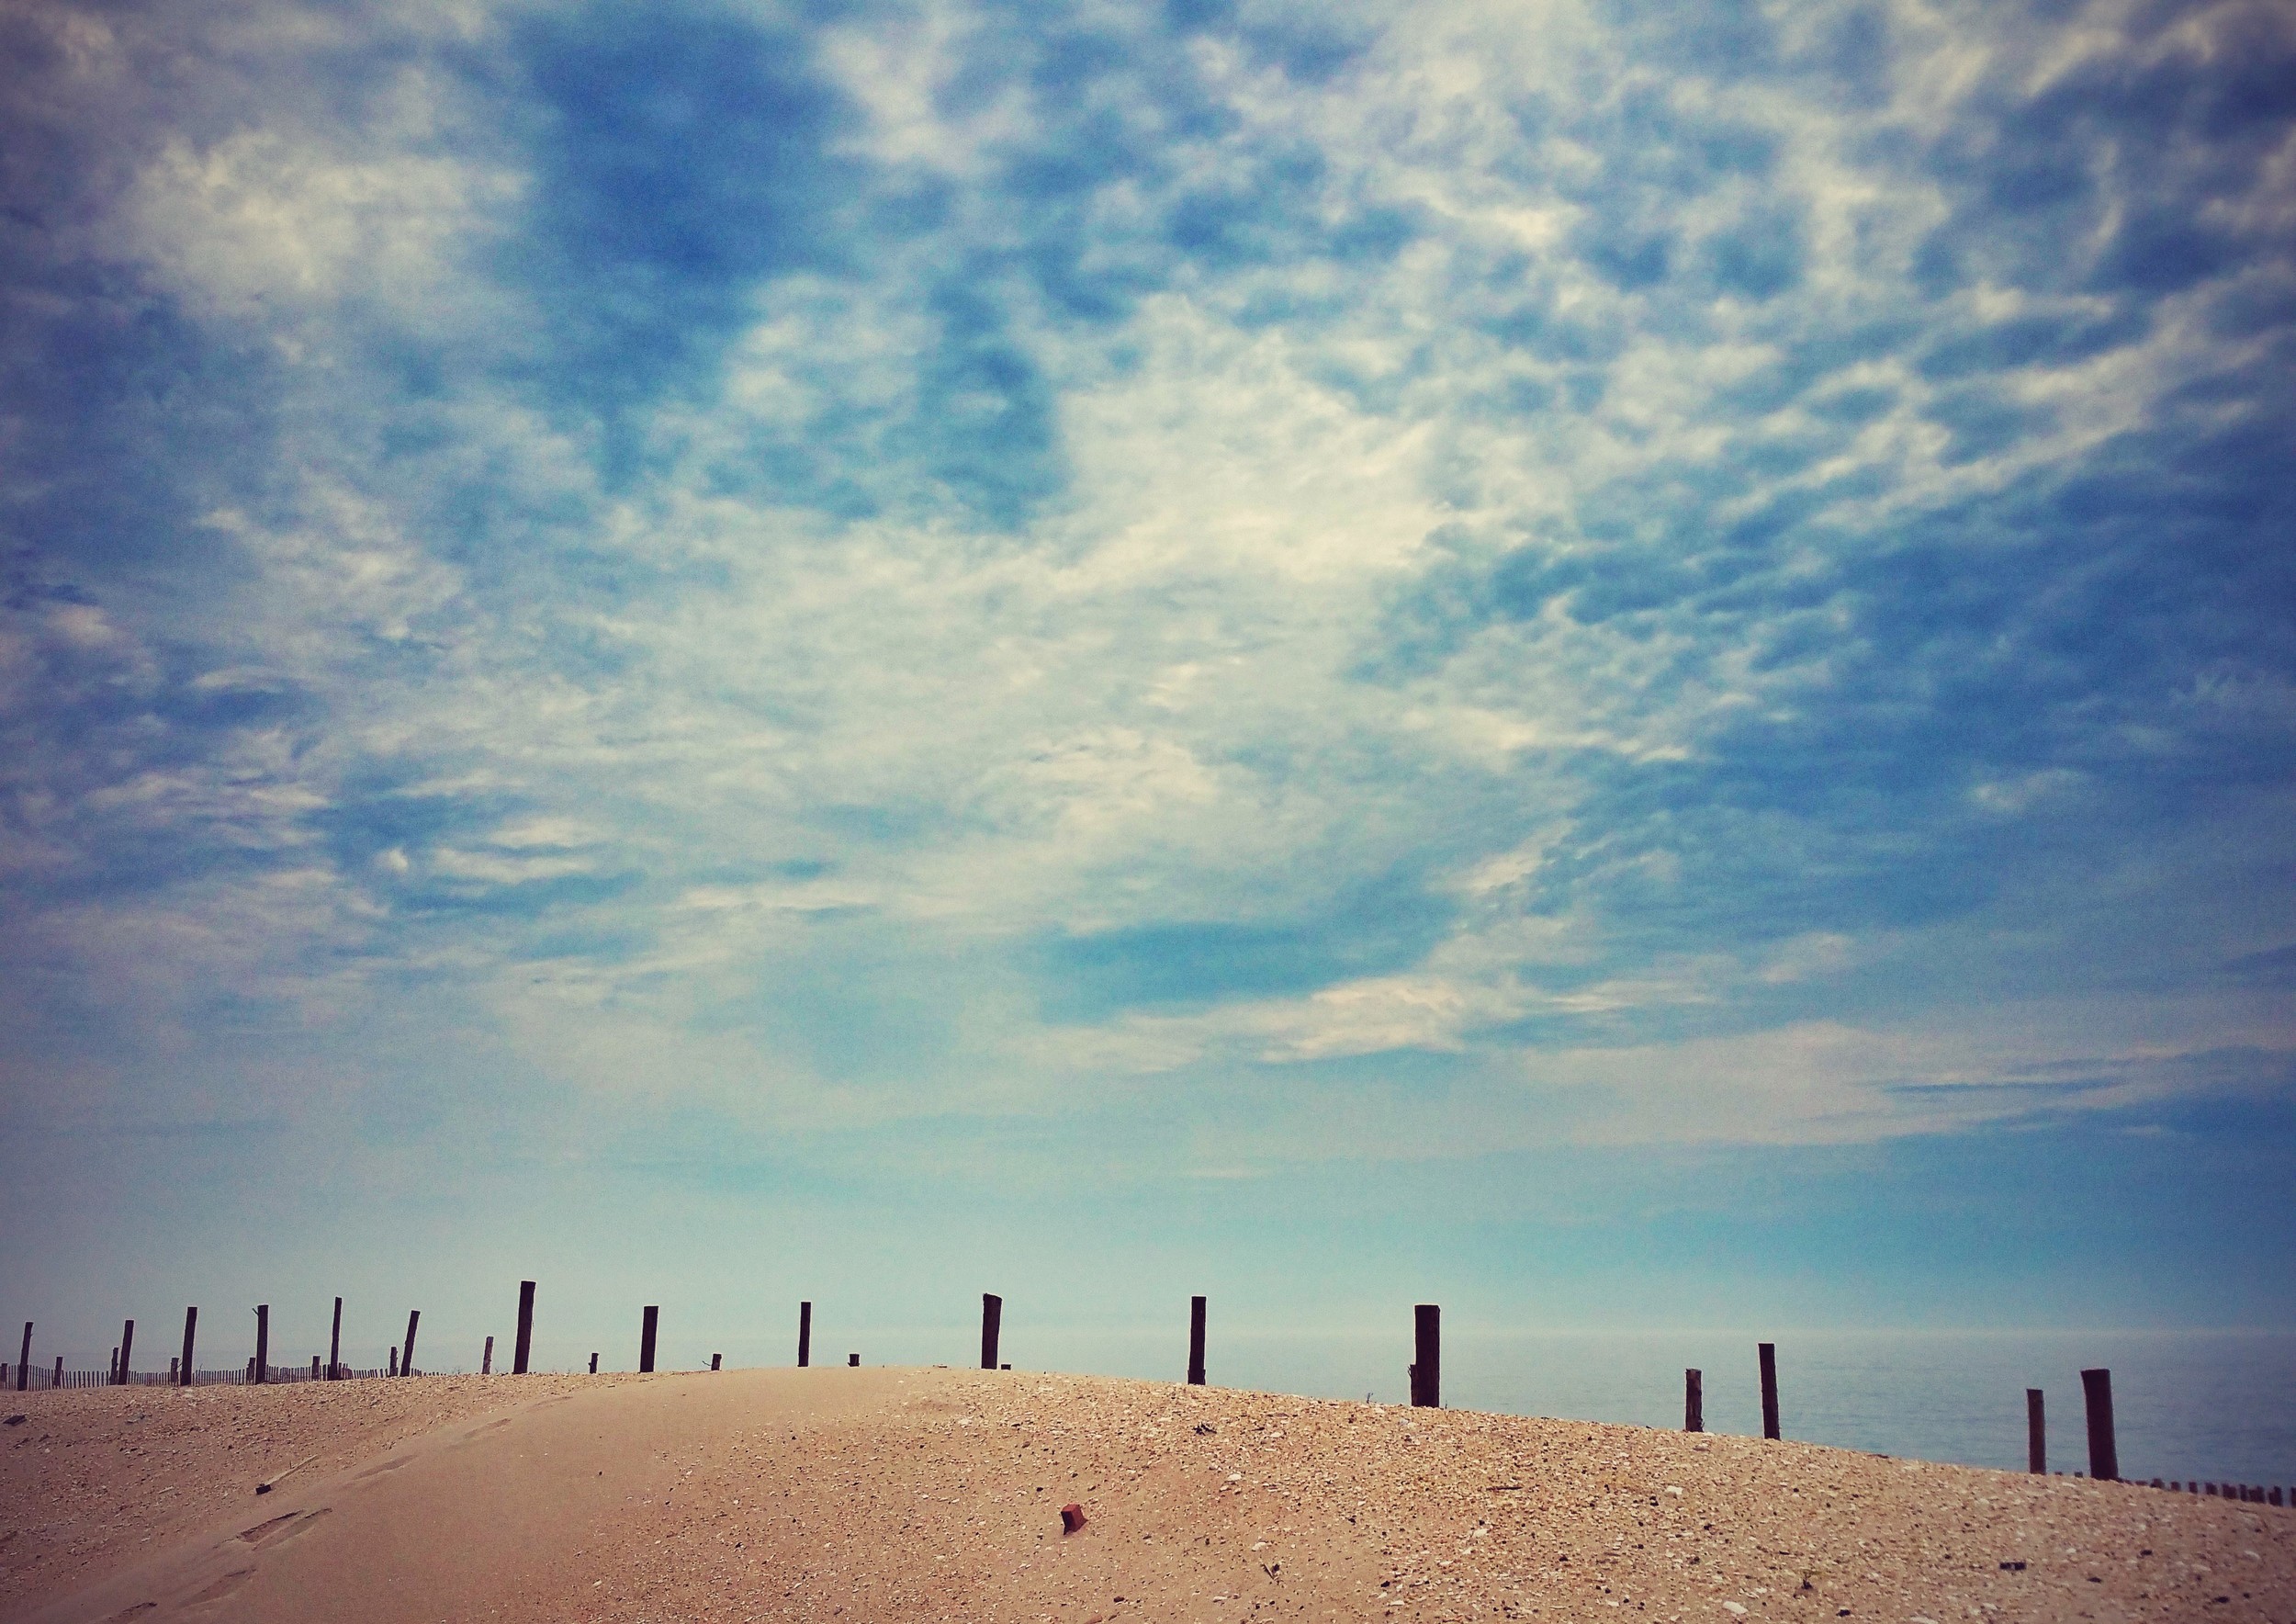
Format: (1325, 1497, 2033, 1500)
(3, 0, 2290, 1191)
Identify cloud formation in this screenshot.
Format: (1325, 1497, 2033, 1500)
(3, 0, 2291, 1197)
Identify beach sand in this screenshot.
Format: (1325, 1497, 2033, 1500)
(3, 1367, 2289, 1621)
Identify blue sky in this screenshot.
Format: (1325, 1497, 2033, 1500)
(3, 0, 2293, 1376)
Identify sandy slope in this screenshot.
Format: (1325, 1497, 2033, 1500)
(3, 1368, 2290, 1622)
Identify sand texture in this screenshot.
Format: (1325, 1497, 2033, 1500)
(3, 1367, 2290, 1622)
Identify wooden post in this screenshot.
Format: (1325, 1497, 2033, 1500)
(482, 1336, 494, 1375)
(848, 1352, 858, 1367)
(2027, 1389, 2045, 1473)
(639, 1306, 658, 1373)
(798, 1302, 811, 1368)
(981, 1293, 1002, 1370)
(388, 1346, 398, 1377)
(711, 1353, 722, 1371)
(51, 1356, 62, 1389)
(589, 1352, 598, 1374)
(400, 1310, 420, 1379)
(109, 1348, 118, 1384)
(1187, 1295, 1207, 1386)
(182, 1306, 197, 1387)
(15, 1322, 28, 1392)
(329, 1297, 343, 1381)
(170, 1357, 179, 1383)
(2081, 1368, 2118, 1482)
(254, 1305, 270, 1385)
(513, 1280, 535, 1375)
(1684, 1369, 1703, 1432)
(118, 1319, 134, 1385)
(1412, 1304, 1440, 1408)
(310, 1355, 319, 1379)
(1758, 1343, 1780, 1440)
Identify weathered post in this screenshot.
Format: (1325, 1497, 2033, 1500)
(329, 1297, 343, 1380)
(170, 1357, 179, 1382)
(2027, 1389, 2045, 1473)
(310, 1355, 319, 1379)
(1187, 1295, 1207, 1386)
(182, 1306, 197, 1387)
(400, 1310, 420, 1378)
(482, 1336, 494, 1375)
(2081, 1368, 2118, 1482)
(1758, 1343, 1781, 1440)
(15, 1323, 28, 1392)
(118, 1319, 134, 1385)
(513, 1280, 535, 1376)
(848, 1352, 859, 1367)
(981, 1293, 1003, 1370)
(639, 1306, 658, 1374)
(1412, 1304, 1440, 1407)
(388, 1347, 398, 1377)
(589, 1352, 598, 1374)
(798, 1302, 812, 1368)
(1684, 1369, 1704, 1432)
(51, 1356, 62, 1389)
(109, 1348, 118, 1384)
(254, 1305, 270, 1384)
(711, 1353, 722, 1371)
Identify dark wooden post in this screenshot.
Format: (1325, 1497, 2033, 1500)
(1758, 1343, 1780, 1439)
(2081, 1368, 2117, 1482)
(798, 1301, 812, 1368)
(182, 1306, 197, 1386)
(109, 1348, 118, 1384)
(848, 1352, 859, 1367)
(1684, 1369, 1704, 1432)
(2027, 1389, 2045, 1473)
(170, 1358, 179, 1382)
(254, 1305, 269, 1384)
(116, 1318, 134, 1384)
(1187, 1295, 1207, 1386)
(482, 1336, 494, 1374)
(328, 1297, 343, 1380)
(310, 1355, 319, 1379)
(711, 1353, 722, 1370)
(589, 1352, 598, 1374)
(400, 1310, 420, 1378)
(1412, 1304, 1440, 1407)
(981, 1293, 1003, 1370)
(388, 1346, 398, 1377)
(639, 1306, 658, 1373)
(15, 1322, 28, 1392)
(51, 1356, 61, 1389)
(513, 1280, 535, 1375)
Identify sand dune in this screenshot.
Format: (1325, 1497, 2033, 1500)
(4, 1368, 2290, 1621)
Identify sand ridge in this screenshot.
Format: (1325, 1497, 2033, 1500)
(3, 1368, 2290, 1621)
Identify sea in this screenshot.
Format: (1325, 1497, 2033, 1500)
(944, 1326, 2296, 1492)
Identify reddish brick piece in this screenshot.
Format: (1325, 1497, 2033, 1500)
(1061, 1503, 1087, 1535)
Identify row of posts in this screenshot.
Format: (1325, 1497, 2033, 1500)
(17, 1294, 464, 1391)
(8, 1292, 2211, 1489)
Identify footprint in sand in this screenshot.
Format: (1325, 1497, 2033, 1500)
(180, 1568, 254, 1606)
(235, 1508, 331, 1549)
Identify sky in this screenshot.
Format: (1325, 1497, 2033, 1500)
(2, 0, 2293, 1382)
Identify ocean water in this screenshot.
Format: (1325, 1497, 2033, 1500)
(962, 1326, 2296, 1492)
